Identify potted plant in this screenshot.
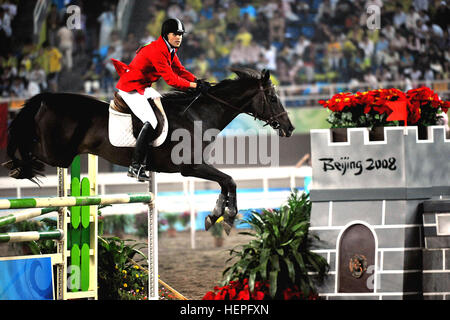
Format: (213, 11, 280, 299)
(209, 222, 224, 247)
(204, 190, 329, 300)
(319, 87, 449, 141)
(179, 211, 191, 230)
(164, 213, 179, 237)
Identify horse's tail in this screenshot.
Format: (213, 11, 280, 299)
(2, 93, 49, 181)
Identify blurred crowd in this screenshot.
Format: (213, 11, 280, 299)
(0, 0, 449, 99)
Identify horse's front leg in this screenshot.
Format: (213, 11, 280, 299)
(179, 164, 237, 234)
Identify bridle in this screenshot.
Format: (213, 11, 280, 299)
(203, 84, 288, 129)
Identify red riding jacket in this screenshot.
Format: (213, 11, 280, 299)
(111, 36, 196, 95)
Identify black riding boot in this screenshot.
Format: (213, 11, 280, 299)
(128, 122, 152, 182)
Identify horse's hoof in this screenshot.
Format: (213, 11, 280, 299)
(205, 215, 214, 231)
(223, 220, 233, 236)
(222, 208, 237, 236)
(2, 160, 15, 170)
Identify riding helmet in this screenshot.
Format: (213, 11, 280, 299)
(161, 18, 185, 40)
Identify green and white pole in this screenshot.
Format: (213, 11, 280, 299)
(0, 229, 63, 243)
(0, 193, 153, 210)
(0, 207, 59, 228)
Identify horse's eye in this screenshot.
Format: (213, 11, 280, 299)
(270, 96, 277, 102)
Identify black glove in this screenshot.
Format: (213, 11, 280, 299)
(196, 79, 211, 94)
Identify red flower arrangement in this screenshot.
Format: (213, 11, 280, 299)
(202, 279, 269, 300)
(319, 87, 449, 128)
(202, 278, 319, 300)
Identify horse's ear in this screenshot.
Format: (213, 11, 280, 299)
(262, 69, 270, 83)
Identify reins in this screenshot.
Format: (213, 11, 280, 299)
(202, 85, 288, 127)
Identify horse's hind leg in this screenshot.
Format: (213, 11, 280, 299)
(179, 164, 238, 234)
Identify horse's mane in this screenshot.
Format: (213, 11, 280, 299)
(161, 67, 263, 110)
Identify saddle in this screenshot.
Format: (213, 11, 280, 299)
(108, 92, 168, 148)
(111, 92, 131, 114)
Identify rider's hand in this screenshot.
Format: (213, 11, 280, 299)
(196, 79, 211, 94)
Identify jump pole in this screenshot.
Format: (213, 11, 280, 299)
(148, 171, 158, 300)
(0, 193, 153, 210)
(0, 230, 63, 243)
(0, 207, 59, 228)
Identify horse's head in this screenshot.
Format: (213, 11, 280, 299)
(231, 68, 295, 137)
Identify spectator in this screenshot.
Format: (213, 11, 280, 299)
(56, 22, 74, 71)
(405, 7, 421, 30)
(41, 41, 63, 92)
(245, 40, 263, 69)
(83, 63, 100, 94)
(225, 1, 240, 34)
(334, 0, 355, 27)
(251, 12, 269, 43)
(276, 57, 291, 85)
(288, 54, 304, 83)
(234, 26, 252, 46)
(294, 35, 311, 57)
(269, 8, 285, 43)
(413, 0, 429, 11)
(97, 4, 116, 50)
(414, 19, 429, 39)
(381, 24, 396, 42)
(181, 3, 198, 23)
(260, 41, 277, 71)
(200, 2, 214, 20)
(229, 39, 247, 67)
(393, 4, 407, 28)
(140, 30, 155, 46)
(0, 6, 12, 38)
(27, 62, 47, 94)
(303, 43, 316, 83)
(46, 4, 60, 47)
(9, 77, 25, 97)
(259, 0, 278, 20)
(315, 0, 334, 23)
(239, 2, 257, 19)
(122, 32, 139, 64)
(0, 7, 12, 57)
(167, 3, 182, 19)
(432, 1, 448, 30)
(281, 0, 299, 22)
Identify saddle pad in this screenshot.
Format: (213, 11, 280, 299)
(108, 104, 137, 147)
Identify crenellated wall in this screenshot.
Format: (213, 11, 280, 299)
(309, 126, 450, 300)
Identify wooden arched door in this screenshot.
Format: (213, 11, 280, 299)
(338, 223, 375, 293)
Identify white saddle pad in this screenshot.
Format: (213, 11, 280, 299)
(108, 101, 169, 148)
(108, 105, 137, 147)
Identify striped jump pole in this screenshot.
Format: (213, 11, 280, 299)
(0, 207, 59, 228)
(0, 229, 63, 243)
(0, 193, 153, 210)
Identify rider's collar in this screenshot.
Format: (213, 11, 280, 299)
(163, 37, 177, 54)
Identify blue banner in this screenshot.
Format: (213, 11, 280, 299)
(0, 257, 54, 300)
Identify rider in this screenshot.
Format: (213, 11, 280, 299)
(111, 18, 211, 181)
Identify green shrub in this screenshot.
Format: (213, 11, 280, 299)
(222, 190, 329, 299)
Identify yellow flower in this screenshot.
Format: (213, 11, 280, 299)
(122, 270, 127, 274)
(123, 283, 128, 288)
(134, 265, 140, 270)
(136, 289, 140, 293)
(136, 274, 139, 278)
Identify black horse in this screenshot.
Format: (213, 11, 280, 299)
(3, 68, 294, 234)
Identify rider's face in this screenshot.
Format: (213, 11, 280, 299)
(167, 32, 183, 48)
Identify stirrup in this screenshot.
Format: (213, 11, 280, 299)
(127, 165, 150, 182)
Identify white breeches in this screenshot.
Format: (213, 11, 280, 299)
(118, 87, 162, 129)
